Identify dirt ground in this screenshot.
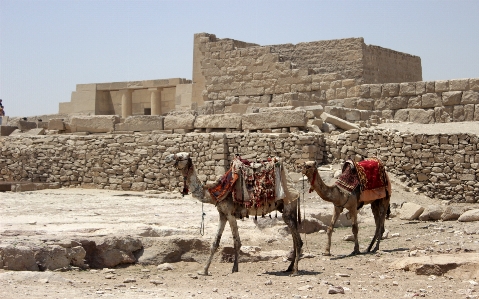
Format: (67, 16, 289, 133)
(1, 164, 478, 299)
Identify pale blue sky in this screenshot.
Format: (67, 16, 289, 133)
(1, 0, 478, 117)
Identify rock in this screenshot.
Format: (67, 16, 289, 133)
(35, 245, 72, 270)
(48, 119, 65, 131)
(115, 115, 164, 131)
(0, 245, 39, 271)
(298, 284, 313, 291)
(164, 112, 196, 130)
(157, 263, 174, 271)
(328, 285, 345, 294)
(458, 209, 479, 222)
(343, 235, 355, 241)
(320, 112, 359, 130)
(123, 278, 136, 283)
(419, 205, 444, 221)
(298, 218, 326, 234)
(194, 113, 242, 129)
(399, 202, 425, 220)
(310, 208, 352, 227)
(442, 206, 471, 221)
(81, 236, 142, 269)
(150, 280, 163, 285)
(242, 110, 306, 130)
(70, 115, 120, 133)
(265, 280, 273, 285)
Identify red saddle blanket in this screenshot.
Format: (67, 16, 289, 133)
(207, 158, 277, 208)
(336, 158, 388, 199)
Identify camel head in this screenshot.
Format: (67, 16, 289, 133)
(301, 161, 317, 178)
(165, 152, 191, 171)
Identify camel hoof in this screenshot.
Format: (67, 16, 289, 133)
(289, 272, 299, 277)
(322, 252, 331, 256)
(350, 251, 360, 256)
(197, 271, 210, 276)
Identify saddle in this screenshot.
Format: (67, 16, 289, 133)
(208, 157, 285, 208)
(336, 158, 391, 204)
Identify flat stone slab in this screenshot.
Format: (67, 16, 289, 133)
(70, 115, 120, 133)
(194, 113, 242, 129)
(242, 110, 306, 130)
(115, 115, 164, 132)
(389, 253, 479, 277)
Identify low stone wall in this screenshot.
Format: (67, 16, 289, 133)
(326, 129, 479, 202)
(0, 132, 324, 192)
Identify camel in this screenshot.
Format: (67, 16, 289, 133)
(165, 152, 303, 275)
(300, 160, 391, 256)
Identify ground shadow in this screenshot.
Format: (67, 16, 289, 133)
(264, 270, 322, 276)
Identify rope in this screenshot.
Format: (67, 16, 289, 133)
(200, 203, 205, 236)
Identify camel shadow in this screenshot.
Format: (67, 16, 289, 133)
(264, 270, 322, 276)
(329, 247, 410, 260)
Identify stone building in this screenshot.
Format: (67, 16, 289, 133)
(59, 33, 422, 117)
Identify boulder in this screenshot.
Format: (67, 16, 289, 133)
(458, 209, 479, 222)
(18, 120, 37, 131)
(81, 236, 142, 269)
(194, 113, 242, 129)
(35, 245, 72, 271)
(296, 105, 324, 118)
(48, 119, 65, 131)
(309, 209, 352, 227)
(115, 115, 164, 131)
(0, 245, 39, 271)
(164, 113, 196, 130)
(441, 206, 471, 221)
(399, 202, 425, 220)
(418, 205, 444, 221)
(0, 125, 17, 136)
(70, 115, 120, 133)
(241, 110, 306, 130)
(320, 112, 359, 130)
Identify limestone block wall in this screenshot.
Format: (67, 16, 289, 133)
(193, 33, 421, 111)
(326, 129, 479, 203)
(0, 132, 324, 192)
(325, 78, 479, 123)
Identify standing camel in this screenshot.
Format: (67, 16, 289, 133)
(165, 152, 303, 275)
(300, 160, 391, 256)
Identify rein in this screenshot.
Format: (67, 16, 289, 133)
(308, 170, 317, 193)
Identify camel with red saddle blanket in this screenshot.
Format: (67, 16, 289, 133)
(301, 158, 391, 256)
(165, 152, 303, 276)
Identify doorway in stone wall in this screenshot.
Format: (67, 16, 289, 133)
(144, 108, 151, 115)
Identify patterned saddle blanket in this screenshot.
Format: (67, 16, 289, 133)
(208, 157, 285, 208)
(336, 158, 391, 203)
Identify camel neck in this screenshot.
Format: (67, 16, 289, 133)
(184, 166, 212, 204)
(308, 169, 336, 203)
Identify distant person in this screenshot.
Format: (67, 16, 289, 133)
(0, 99, 4, 125)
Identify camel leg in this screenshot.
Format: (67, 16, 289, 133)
(367, 201, 381, 252)
(349, 208, 360, 255)
(282, 201, 302, 275)
(324, 206, 342, 256)
(226, 214, 241, 273)
(371, 197, 390, 252)
(200, 212, 227, 275)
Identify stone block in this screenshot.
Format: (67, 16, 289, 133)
(345, 110, 361, 122)
(115, 116, 164, 132)
(469, 78, 479, 91)
(357, 98, 374, 110)
(375, 97, 391, 110)
(475, 104, 479, 121)
(435, 80, 449, 92)
(298, 105, 324, 118)
(453, 105, 465, 122)
(213, 100, 225, 114)
(415, 82, 426, 95)
(442, 91, 462, 106)
(394, 109, 409, 122)
(0, 126, 17, 136)
(381, 83, 399, 97)
(408, 96, 422, 108)
(461, 90, 479, 104)
(434, 107, 452, 123)
(48, 119, 65, 131)
(421, 93, 442, 108)
(230, 104, 250, 114)
(464, 104, 475, 121)
(418, 205, 444, 221)
(449, 79, 469, 91)
(391, 96, 409, 110)
(70, 115, 120, 133)
(22, 128, 45, 136)
(164, 113, 196, 130)
(399, 202, 425, 220)
(369, 84, 382, 97)
(409, 109, 435, 124)
(320, 112, 359, 130)
(194, 114, 242, 129)
(241, 110, 306, 130)
(399, 83, 416, 96)
(359, 85, 370, 97)
(425, 81, 435, 93)
(381, 110, 394, 119)
(18, 120, 37, 131)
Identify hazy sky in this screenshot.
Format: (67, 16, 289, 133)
(1, 0, 478, 117)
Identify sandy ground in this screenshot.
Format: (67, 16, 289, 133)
(1, 168, 478, 299)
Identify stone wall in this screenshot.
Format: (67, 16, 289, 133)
(192, 33, 422, 108)
(326, 78, 479, 123)
(0, 133, 324, 192)
(326, 129, 479, 203)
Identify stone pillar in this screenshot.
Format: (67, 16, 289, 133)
(121, 89, 133, 118)
(150, 88, 161, 115)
